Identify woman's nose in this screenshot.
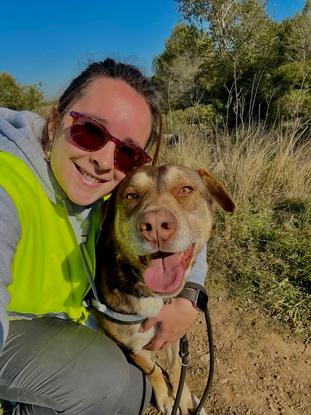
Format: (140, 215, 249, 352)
(89, 141, 115, 173)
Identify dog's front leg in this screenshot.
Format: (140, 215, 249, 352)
(131, 350, 174, 414)
(165, 342, 204, 415)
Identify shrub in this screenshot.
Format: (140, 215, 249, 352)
(169, 104, 218, 127)
(0, 73, 45, 111)
(272, 61, 311, 121)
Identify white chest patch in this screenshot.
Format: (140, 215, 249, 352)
(128, 295, 164, 318)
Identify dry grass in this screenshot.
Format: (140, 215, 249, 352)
(161, 121, 311, 205)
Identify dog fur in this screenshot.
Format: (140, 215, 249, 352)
(94, 165, 236, 414)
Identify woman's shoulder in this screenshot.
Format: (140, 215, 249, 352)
(0, 184, 21, 238)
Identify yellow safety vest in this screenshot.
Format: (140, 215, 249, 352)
(0, 151, 100, 323)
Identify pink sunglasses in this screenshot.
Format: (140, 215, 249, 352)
(69, 111, 152, 174)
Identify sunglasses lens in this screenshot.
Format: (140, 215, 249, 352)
(70, 112, 151, 174)
(116, 144, 147, 174)
(71, 121, 106, 151)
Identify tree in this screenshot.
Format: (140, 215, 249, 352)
(270, 1, 311, 122)
(175, 0, 280, 126)
(152, 23, 213, 110)
(153, 0, 310, 128)
(0, 73, 44, 111)
(280, 1, 311, 63)
(176, 0, 276, 70)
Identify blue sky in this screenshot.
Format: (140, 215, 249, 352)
(0, 0, 306, 99)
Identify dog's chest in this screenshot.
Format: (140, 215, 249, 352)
(129, 295, 164, 319)
(99, 295, 164, 353)
(126, 325, 156, 353)
(101, 316, 156, 353)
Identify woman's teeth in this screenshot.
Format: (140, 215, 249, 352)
(78, 166, 100, 183)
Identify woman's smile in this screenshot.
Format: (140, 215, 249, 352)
(74, 163, 106, 185)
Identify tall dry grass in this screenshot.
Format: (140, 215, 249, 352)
(160, 120, 311, 341)
(160, 120, 311, 205)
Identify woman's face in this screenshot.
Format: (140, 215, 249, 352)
(49, 77, 152, 206)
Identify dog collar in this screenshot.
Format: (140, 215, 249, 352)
(90, 299, 146, 325)
(79, 243, 146, 325)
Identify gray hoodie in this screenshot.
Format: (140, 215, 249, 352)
(0, 108, 207, 350)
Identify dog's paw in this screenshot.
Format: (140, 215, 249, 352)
(157, 395, 175, 415)
(179, 393, 207, 415)
(190, 394, 207, 415)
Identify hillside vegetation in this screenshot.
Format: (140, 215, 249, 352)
(153, 0, 311, 132)
(153, 0, 311, 342)
(159, 118, 311, 342)
(0, 72, 44, 111)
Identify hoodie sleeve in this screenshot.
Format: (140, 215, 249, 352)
(187, 244, 208, 287)
(0, 186, 21, 350)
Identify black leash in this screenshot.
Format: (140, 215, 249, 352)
(196, 305, 215, 413)
(171, 305, 215, 415)
(171, 335, 190, 415)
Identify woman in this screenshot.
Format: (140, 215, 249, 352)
(0, 58, 207, 415)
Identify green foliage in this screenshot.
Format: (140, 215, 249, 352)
(275, 61, 311, 88)
(271, 61, 311, 120)
(274, 89, 311, 120)
(154, 22, 211, 62)
(169, 104, 217, 126)
(0, 400, 14, 414)
(280, 4, 311, 62)
(152, 23, 213, 110)
(178, 0, 275, 68)
(214, 199, 311, 340)
(0, 73, 44, 111)
(153, 0, 311, 129)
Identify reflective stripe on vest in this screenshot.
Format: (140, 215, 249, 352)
(0, 151, 99, 323)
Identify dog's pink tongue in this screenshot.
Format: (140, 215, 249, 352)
(143, 254, 183, 293)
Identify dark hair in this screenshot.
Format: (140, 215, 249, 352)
(42, 58, 162, 163)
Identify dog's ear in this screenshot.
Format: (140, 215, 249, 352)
(197, 168, 236, 212)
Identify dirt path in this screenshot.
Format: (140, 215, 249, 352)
(147, 291, 311, 414)
(1, 290, 309, 415)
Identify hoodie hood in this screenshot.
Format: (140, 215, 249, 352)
(0, 107, 101, 242)
(0, 107, 65, 205)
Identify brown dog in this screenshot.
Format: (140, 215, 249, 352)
(94, 165, 236, 414)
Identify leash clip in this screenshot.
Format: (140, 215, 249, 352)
(179, 335, 190, 366)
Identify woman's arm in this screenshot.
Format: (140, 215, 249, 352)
(0, 186, 21, 349)
(186, 244, 208, 286)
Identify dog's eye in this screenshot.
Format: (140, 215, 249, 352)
(125, 192, 139, 200)
(179, 186, 193, 195)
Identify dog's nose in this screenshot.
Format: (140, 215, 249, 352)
(139, 210, 177, 243)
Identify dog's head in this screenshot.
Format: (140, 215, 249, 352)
(103, 165, 235, 298)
